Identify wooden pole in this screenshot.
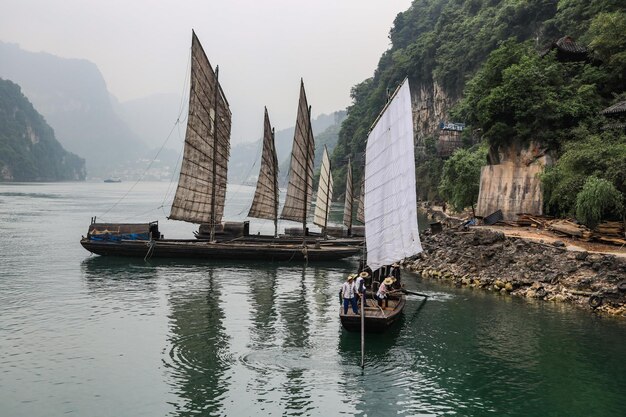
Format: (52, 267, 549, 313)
(360, 291, 365, 368)
(210, 65, 220, 242)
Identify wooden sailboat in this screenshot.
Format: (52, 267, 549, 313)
(340, 78, 423, 331)
(193, 82, 364, 246)
(80, 31, 361, 262)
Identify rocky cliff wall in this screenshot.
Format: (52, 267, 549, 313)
(411, 80, 456, 147)
(476, 141, 550, 220)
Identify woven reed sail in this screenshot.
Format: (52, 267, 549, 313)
(169, 31, 231, 226)
(248, 108, 279, 225)
(342, 158, 353, 229)
(280, 80, 315, 225)
(364, 79, 422, 270)
(356, 180, 365, 224)
(313, 146, 333, 228)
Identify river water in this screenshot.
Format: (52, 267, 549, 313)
(0, 181, 624, 417)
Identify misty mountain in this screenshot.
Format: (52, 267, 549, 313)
(115, 93, 184, 151)
(229, 111, 345, 185)
(0, 42, 148, 177)
(0, 78, 85, 181)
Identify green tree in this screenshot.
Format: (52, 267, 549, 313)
(541, 131, 626, 217)
(438, 144, 488, 213)
(575, 176, 624, 228)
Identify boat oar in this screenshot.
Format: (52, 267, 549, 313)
(401, 289, 429, 298)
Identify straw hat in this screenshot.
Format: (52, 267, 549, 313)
(359, 271, 370, 278)
(383, 277, 395, 285)
(347, 274, 355, 281)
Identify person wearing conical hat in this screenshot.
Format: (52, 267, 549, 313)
(375, 276, 396, 307)
(390, 262, 401, 281)
(355, 271, 369, 303)
(340, 274, 358, 315)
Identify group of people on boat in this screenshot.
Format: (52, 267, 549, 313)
(339, 263, 403, 315)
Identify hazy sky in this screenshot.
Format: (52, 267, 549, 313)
(0, 0, 413, 144)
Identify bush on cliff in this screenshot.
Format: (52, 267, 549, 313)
(438, 144, 488, 213)
(575, 176, 624, 228)
(541, 131, 626, 217)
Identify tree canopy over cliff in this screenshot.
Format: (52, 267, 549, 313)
(0, 79, 85, 181)
(332, 0, 625, 221)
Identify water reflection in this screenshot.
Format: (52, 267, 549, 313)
(164, 269, 232, 416)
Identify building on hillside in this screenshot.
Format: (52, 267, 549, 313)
(541, 36, 590, 63)
(600, 100, 626, 131)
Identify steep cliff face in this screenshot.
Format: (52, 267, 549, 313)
(412, 80, 456, 146)
(0, 79, 85, 181)
(476, 141, 552, 220)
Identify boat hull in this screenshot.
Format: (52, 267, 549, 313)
(80, 238, 361, 261)
(339, 295, 405, 333)
(205, 234, 364, 247)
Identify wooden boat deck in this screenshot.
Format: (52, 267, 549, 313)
(339, 294, 405, 332)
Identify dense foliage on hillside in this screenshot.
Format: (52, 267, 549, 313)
(333, 0, 625, 223)
(0, 79, 85, 181)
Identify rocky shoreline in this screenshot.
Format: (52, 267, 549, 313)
(402, 228, 626, 317)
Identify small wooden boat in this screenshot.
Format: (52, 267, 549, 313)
(338, 78, 423, 333)
(340, 293, 405, 333)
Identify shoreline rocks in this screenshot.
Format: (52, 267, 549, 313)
(402, 228, 626, 317)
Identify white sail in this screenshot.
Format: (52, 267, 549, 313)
(364, 79, 422, 270)
(169, 31, 231, 226)
(313, 146, 333, 228)
(342, 158, 353, 228)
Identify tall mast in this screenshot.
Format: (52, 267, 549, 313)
(303, 104, 312, 236)
(210, 65, 220, 242)
(272, 126, 278, 237)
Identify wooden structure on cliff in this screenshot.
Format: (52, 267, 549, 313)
(600, 100, 626, 131)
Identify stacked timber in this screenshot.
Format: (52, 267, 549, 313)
(515, 213, 552, 228)
(493, 213, 625, 246)
(548, 219, 593, 240)
(595, 221, 626, 245)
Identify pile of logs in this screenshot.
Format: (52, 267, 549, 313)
(494, 213, 626, 246)
(595, 221, 626, 245)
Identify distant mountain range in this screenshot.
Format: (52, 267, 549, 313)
(0, 42, 149, 178)
(0, 42, 346, 183)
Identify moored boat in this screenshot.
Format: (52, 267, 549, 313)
(81, 31, 361, 262)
